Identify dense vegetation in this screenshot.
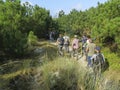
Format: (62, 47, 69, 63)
(56, 0, 120, 52)
(0, 42, 119, 90)
(0, 0, 52, 57)
(0, 0, 120, 58)
(0, 0, 120, 90)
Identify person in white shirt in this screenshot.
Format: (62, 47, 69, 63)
(63, 33, 70, 53)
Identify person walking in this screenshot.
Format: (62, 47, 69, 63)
(71, 35, 79, 60)
(63, 33, 70, 53)
(91, 46, 105, 76)
(81, 35, 87, 55)
(86, 39, 96, 67)
(56, 34, 64, 56)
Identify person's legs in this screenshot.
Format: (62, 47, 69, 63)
(64, 44, 67, 52)
(66, 45, 69, 53)
(58, 45, 63, 56)
(87, 56, 92, 67)
(82, 43, 84, 55)
(75, 49, 79, 60)
(82, 43, 86, 55)
(98, 64, 102, 77)
(71, 48, 75, 57)
(65, 44, 69, 53)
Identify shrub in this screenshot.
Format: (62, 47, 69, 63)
(2, 29, 28, 57)
(39, 58, 80, 90)
(28, 31, 38, 46)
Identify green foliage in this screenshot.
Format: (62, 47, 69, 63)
(0, 42, 119, 90)
(58, 10, 65, 17)
(0, 0, 52, 58)
(103, 47, 120, 71)
(0, 58, 80, 90)
(55, 0, 120, 52)
(2, 29, 28, 57)
(40, 58, 80, 90)
(0, 56, 119, 90)
(32, 5, 52, 38)
(0, 1, 28, 57)
(103, 17, 120, 43)
(28, 31, 38, 46)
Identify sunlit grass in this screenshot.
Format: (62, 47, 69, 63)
(0, 68, 31, 80)
(103, 47, 120, 71)
(36, 57, 81, 90)
(102, 47, 120, 82)
(0, 41, 120, 90)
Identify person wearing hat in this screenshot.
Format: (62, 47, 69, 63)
(63, 32, 70, 53)
(56, 34, 64, 56)
(91, 46, 105, 75)
(91, 46, 105, 63)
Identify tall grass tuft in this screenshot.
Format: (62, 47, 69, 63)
(36, 57, 80, 90)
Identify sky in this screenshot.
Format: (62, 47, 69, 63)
(21, 0, 108, 17)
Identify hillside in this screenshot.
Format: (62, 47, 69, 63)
(0, 41, 119, 90)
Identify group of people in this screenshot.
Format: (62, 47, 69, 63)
(56, 33, 81, 56)
(81, 35, 105, 68)
(56, 33, 105, 73)
(56, 33, 70, 56)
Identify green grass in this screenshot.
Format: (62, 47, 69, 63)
(39, 57, 80, 90)
(102, 47, 120, 82)
(103, 47, 120, 71)
(0, 41, 120, 90)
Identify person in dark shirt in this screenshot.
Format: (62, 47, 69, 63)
(56, 34, 64, 56)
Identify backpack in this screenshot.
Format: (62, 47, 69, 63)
(93, 53, 104, 65)
(58, 37, 64, 45)
(64, 38, 69, 45)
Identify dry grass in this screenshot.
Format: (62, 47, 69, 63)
(0, 41, 120, 90)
